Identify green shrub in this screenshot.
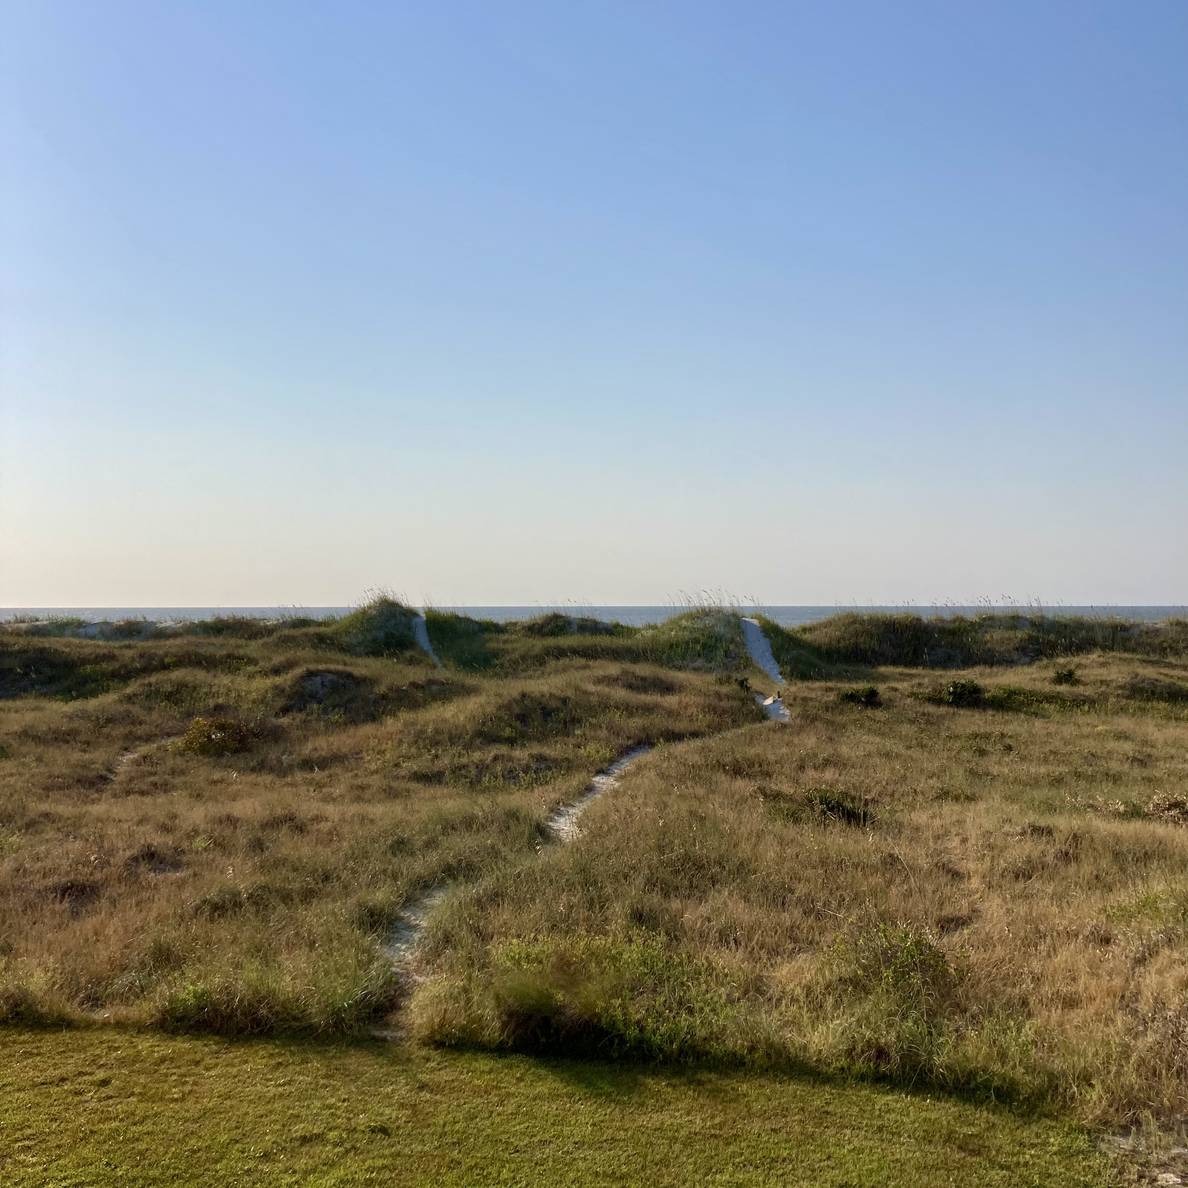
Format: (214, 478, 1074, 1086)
(177, 715, 261, 756)
(941, 679, 985, 708)
(475, 692, 585, 745)
(820, 923, 963, 1082)
(832, 923, 958, 1013)
(481, 934, 765, 1062)
(839, 685, 881, 708)
(423, 611, 499, 669)
(1052, 667, 1079, 686)
(154, 952, 398, 1036)
(331, 597, 417, 657)
(513, 613, 623, 638)
(642, 611, 745, 671)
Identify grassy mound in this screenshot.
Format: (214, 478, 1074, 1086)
(797, 612, 1188, 668)
(328, 597, 419, 657)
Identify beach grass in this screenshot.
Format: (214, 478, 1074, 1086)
(3, 601, 1188, 1175)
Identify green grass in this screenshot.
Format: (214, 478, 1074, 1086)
(796, 612, 1188, 668)
(0, 1029, 1110, 1186)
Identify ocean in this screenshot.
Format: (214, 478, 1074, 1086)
(2, 605, 1185, 627)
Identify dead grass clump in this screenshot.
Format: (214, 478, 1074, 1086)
(1146, 792, 1188, 825)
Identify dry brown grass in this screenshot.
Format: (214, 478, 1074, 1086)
(409, 651, 1188, 1124)
(0, 622, 756, 1034)
(5, 611, 1188, 1130)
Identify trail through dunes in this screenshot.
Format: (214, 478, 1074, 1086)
(412, 613, 442, 667)
(384, 746, 653, 966)
(386, 612, 785, 982)
(741, 617, 790, 720)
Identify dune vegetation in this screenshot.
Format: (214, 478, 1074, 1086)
(3, 598, 1188, 1180)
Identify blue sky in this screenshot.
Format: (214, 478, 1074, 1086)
(3, 0, 1185, 606)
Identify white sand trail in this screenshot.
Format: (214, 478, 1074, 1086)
(412, 612, 442, 667)
(741, 617, 790, 721)
(384, 746, 652, 966)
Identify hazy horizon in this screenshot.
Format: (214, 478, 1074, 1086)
(4, 1, 1185, 607)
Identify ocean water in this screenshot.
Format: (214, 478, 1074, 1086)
(3, 605, 1185, 627)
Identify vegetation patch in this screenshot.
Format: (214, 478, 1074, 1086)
(839, 685, 882, 708)
(177, 716, 264, 756)
(642, 610, 746, 671)
(512, 613, 625, 638)
(938, 679, 985, 708)
(1121, 674, 1188, 704)
(423, 611, 499, 669)
(475, 692, 586, 745)
(454, 933, 766, 1062)
(1146, 792, 1188, 825)
(593, 669, 678, 695)
(328, 597, 418, 658)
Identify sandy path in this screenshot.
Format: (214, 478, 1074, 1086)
(384, 746, 652, 966)
(544, 746, 653, 843)
(412, 612, 442, 667)
(384, 615, 788, 976)
(741, 617, 790, 721)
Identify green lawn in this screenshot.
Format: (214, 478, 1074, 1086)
(0, 1029, 1109, 1186)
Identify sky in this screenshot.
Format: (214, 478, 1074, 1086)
(2, 0, 1186, 607)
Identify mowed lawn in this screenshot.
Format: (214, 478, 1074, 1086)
(0, 1030, 1109, 1187)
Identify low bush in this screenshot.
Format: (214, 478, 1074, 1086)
(177, 715, 262, 756)
(940, 679, 985, 708)
(330, 597, 418, 657)
(839, 685, 881, 708)
(1122, 675, 1188, 704)
(476, 934, 766, 1062)
(513, 614, 624, 638)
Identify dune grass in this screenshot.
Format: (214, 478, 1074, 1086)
(0, 1029, 1110, 1186)
(409, 651, 1188, 1126)
(0, 600, 756, 1034)
(3, 603, 1188, 1171)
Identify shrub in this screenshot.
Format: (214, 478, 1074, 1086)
(941, 679, 985, 708)
(762, 787, 875, 826)
(423, 611, 499, 669)
(475, 692, 584, 745)
(643, 610, 745, 671)
(480, 934, 763, 1062)
(839, 685, 882, 708)
(513, 613, 622, 638)
(832, 923, 958, 1013)
(821, 923, 963, 1082)
(177, 715, 260, 756)
(331, 597, 417, 657)
(154, 952, 399, 1036)
(806, 787, 875, 826)
(1052, 667, 1079, 686)
(1122, 675, 1188, 704)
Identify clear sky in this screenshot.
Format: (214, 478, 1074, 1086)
(3, 1, 1185, 607)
